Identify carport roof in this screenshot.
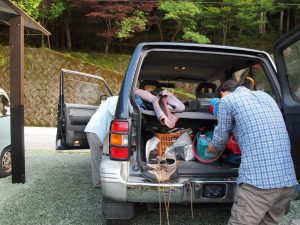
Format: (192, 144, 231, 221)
(0, 0, 50, 35)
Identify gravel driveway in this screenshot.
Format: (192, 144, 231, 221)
(0, 127, 299, 225)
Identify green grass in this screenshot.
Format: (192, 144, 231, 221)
(65, 52, 132, 74)
(171, 88, 195, 99)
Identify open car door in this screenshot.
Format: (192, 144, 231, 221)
(274, 25, 300, 180)
(56, 69, 113, 150)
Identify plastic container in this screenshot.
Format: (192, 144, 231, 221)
(205, 130, 214, 140)
(196, 134, 219, 160)
(209, 98, 220, 116)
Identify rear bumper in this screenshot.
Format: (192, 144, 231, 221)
(125, 178, 236, 203)
(100, 156, 237, 203)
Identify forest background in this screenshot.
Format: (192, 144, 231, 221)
(1, 0, 300, 127)
(1, 0, 300, 55)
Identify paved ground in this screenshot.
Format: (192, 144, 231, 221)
(0, 127, 299, 225)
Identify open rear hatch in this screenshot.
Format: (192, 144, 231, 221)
(129, 47, 268, 181)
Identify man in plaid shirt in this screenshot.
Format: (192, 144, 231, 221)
(208, 80, 297, 225)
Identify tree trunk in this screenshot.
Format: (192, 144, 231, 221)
(55, 23, 59, 49)
(66, 22, 72, 51)
(286, 8, 290, 33)
(222, 15, 229, 45)
(61, 23, 66, 50)
(259, 11, 264, 34)
(223, 25, 227, 45)
(171, 20, 182, 41)
(65, 10, 72, 51)
(104, 18, 112, 54)
(262, 12, 266, 34)
(41, 16, 45, 47)
(104, 37, 112, 55)
(157, 21, 164, 41)
(279, 10, 284, 34)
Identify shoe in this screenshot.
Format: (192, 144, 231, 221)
(141, 154, 178, 182)
(94, 183, 102, 189)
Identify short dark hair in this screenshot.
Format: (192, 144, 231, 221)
(215, 80, 239, 98)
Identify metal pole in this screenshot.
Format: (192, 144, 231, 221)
(10, 15, 25, 183)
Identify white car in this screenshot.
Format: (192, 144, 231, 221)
(0, 88, 11, 177)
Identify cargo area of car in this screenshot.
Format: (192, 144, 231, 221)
(137, 109, 239, 178)
(130, 47, 264, 179)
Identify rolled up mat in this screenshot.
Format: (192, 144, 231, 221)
(160, 90, 185, 112)
(135, 88, 156, 102)
(152, 95, 179, 128)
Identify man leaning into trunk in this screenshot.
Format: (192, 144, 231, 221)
(208, 80, 297, 225)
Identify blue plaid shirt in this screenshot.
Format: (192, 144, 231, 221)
(212, 86, 297, 189)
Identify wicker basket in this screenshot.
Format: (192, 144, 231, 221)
(155, 133, 186, 156)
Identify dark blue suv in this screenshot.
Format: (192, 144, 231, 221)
(57, 26, 300, 224)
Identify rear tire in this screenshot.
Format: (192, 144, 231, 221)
(0, 146, 11, 178)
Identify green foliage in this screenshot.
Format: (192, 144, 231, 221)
(254, 0, 274, 12)
(182, 29, 210, 44)
(117, 11, 147, 39)
(159, 1, 201, 21)
(233, 0, 262, 32)
(13, 0, 66, 24)
(169, 87, 195, 99)
(202, 5, 232, 30)
(201, 0, 275, 44)
(39, 0, 66, 23)
(13, 0, 42, 19)
(202, 4, 233, 44)
(202, 6, 222, 31)
(50, 1, 66, 19)
(158, 1, 209, 42)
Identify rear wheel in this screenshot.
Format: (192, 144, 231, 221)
(0, 146, 11, 177)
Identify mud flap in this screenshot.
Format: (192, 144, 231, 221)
(102, 197, 134, 220)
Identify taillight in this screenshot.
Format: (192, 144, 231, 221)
(110, 120, 130, 160)
(110, 146, 129, 159)
(111, 121, 129, 133)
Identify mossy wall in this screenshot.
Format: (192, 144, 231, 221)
(0, 46, 124, 127)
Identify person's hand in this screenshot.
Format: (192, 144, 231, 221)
(207, 143, 217, 153)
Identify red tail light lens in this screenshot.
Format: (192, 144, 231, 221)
(110, 120, 130, 160)
(111, 121, 129, 133)
(110, 146, 129, 159)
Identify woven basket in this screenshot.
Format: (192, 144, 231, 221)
(155, 133, 186, 156)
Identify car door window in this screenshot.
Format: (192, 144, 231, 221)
(64, 73, 110, 106)
(283, 41, 300, 101)
(233, 64, 274, 96)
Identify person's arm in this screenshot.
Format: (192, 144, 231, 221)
(209, 100, 233, 152)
